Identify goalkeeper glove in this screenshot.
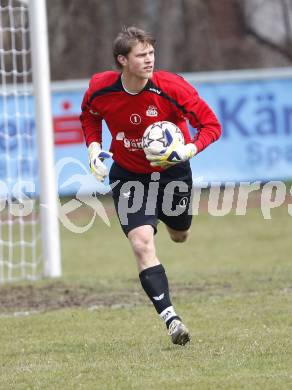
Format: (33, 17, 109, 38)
(145, 129, 197, 169)
(88, 142, 113, 182)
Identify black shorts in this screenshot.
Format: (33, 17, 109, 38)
(109, 162, 193, 236)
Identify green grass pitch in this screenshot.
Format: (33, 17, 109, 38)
(0, 196, 292, 389)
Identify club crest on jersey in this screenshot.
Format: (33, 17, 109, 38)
(146, 105, 158, 117)
(130, 113, 141, 125)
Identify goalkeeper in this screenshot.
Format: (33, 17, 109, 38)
(80, 26, 221, 346)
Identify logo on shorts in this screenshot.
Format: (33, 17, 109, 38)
(130, 114, 141, 125)
(122, 190, 131, 199)
(146, 105, 158, 117)
(179, 197, 188, 208)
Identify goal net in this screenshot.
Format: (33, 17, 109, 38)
(0, 0, 61, 283)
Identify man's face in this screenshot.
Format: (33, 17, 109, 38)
(120, 42, 155, 79)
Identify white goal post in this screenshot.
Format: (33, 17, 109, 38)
(0, 0, 61, 282)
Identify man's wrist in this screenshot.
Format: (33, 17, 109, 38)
(186, 143, 197, 158)
(88, 141, 101, 155)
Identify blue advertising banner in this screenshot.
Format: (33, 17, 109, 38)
(1, 73, 292, 197)
(193, 78, 292, 181)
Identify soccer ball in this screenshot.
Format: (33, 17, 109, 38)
(142, 121, 184, 155)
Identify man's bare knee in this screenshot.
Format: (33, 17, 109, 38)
(130, 233, 153, 258)
(167, 227, 190, 243)
(127, 226, 159, 271)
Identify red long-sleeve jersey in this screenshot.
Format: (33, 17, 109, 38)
(80, 70, 221, 174)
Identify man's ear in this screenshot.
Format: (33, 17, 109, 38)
(117, 54, 127, 67)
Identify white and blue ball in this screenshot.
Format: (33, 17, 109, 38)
(142, 121, 184, 155)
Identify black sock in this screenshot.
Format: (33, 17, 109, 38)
(139, 264, 180, 328)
